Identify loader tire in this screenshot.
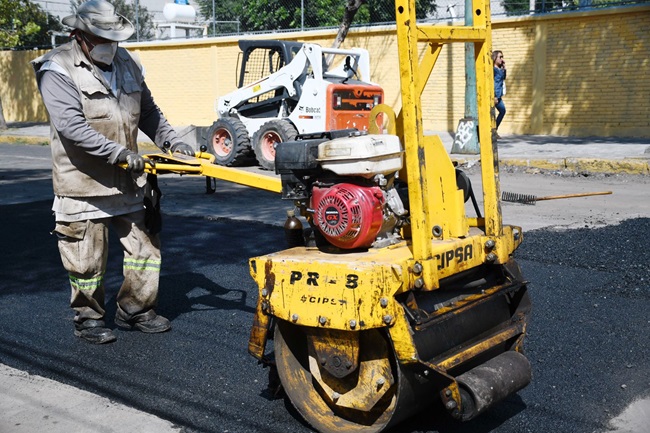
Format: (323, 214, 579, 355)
(252, 120, 298, 171)
(206, 118, 251, 167)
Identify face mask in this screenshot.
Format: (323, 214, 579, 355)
(89, 42, 118, 65)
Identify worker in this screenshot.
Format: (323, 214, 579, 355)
(31, 0, 194, 344)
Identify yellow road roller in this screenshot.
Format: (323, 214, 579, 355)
(137, 0, 531, 430)
(245, 0, 532, 431)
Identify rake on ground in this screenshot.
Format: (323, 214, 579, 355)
(501, 190, 612, 205)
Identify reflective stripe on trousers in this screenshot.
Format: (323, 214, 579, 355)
(55, 209, 161, 323)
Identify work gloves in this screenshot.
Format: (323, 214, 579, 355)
(115, 141, 193, 175)
(170, 142, 195, 156)
(116, 149, 145, 174)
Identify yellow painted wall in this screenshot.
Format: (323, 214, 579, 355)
(491, 6, 650, 136)
(0, 50, 49, 122)
(2, 5, 648, 137)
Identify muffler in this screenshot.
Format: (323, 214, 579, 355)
(456, 351, 532, 421)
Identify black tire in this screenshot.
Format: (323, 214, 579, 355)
(206, 118, 251, 166)
(251, 120, 298, 171)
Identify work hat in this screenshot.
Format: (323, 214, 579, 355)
(62, 0, 134, 42)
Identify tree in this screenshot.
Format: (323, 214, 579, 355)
(1, 0, 61, 129)
(69, 0, 156, 41)
(331, 0, 435, 50)
(194, 0, 242, 34)
(499, 0, 613, 15)
(0, 0, 63, 49)
(194, 0, 436, 35)
(195, 0, 304, 33)
(332, 0, 366, 50)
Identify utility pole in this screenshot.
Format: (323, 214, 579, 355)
(135, 0, 140, 42)
(212, 0, 216, 35)
(451, 0, 480, 154)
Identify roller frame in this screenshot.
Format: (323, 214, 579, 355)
(127, 0, 533, 429)
(244, 0, 532, 430)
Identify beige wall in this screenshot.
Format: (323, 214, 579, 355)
(0, 50, 48, 122)
(491, 6, 650, 137)
(2, 5, 648, 137)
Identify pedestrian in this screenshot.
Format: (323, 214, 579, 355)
(492, 50, 506, 138)
(31, 0, 195, 344)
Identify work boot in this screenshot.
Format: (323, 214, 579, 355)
(74, 319, 117, 344)
(115, 308, 171, 333)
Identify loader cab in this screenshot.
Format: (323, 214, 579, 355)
(236, 40, 304, 88)
(233, 40, 305, 119)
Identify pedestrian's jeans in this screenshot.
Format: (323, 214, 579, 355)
(495, 98, 506, 129)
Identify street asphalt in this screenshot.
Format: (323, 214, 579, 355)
(0, 123, 648, 433)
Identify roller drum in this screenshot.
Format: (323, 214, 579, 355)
(273, 320, 440, 433)
(456, 351, 532, 421)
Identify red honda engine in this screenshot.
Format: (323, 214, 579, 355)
(311, 183, 385, 249)
(275, 131, 407, 251)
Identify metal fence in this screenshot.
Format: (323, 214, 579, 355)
(32, 0, 650, 42)
(192, 0, 649, 37)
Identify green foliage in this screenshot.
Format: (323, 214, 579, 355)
(194, 0, 436, 34)
(501, 0, 629, 15)
(69, 0, 156, 41)
(501, 0, 565, 14)
(0, 0, 63, 49)
(363, 0, 436, 23)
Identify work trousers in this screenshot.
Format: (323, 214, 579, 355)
(54, 209, 161, 324)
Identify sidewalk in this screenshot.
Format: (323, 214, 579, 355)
(444, 132, 650, 175)
(0, 365, 180, 433)
(2, 122, 649, 175)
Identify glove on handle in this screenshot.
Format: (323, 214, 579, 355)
(117, 149, 145, 174)
(170, 141, 195, 156)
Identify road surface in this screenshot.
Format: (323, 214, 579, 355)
(0, 142, 648, 433)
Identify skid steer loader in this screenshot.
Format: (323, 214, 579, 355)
(132, 0, 531, 430)
(206, 39, 384, 170)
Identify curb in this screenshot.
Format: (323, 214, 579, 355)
(0, 135, 159, 151)
(3, 134, 649, 176)
(0, 135, 50, 146)
(498, 158, 650, 175)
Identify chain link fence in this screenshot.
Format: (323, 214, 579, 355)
(30, 0, 650, 42)
(190, 0, 648, 38)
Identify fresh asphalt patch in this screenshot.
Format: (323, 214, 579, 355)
(0, 198, 648, 433)
(0, 175, 648, 431)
